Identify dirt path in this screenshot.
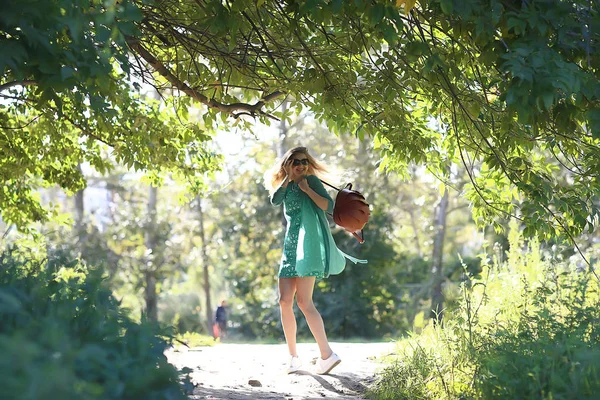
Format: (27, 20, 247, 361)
(166, 342, 395, 400)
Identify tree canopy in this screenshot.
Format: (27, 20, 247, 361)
(2, 0, 600, 244)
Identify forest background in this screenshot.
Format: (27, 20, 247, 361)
(2, 0, 600, 398)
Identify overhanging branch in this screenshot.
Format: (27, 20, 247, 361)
(125, 37, 284, 119)
(0, 80, 37, 92)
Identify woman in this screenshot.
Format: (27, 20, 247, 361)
(265, 146, 366, 375)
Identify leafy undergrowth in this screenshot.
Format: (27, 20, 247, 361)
(369, 228, 600, 400)
(0, 246, 192, 399)
(174, 331, 216, 349)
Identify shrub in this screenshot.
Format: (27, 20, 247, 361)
(0, 246, 190, 400)
(369, 228, 600, 400)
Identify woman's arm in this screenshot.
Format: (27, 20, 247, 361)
(270, 176, 290, 206)
(298, 175, 334, 212)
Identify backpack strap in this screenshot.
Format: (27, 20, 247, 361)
(319, 179, 341, 192)
(352, 230, 365, 244)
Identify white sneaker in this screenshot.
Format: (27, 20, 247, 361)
(315, 352, 341, 375)
(286, 356, 302, 374)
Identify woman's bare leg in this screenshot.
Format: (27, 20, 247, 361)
(295, 277, 333, 360)
(278, 278, 298, 357)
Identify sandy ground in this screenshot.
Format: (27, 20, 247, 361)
(166, 341, 395, 400)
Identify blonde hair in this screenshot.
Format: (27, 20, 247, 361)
(264, 146, 329, 194)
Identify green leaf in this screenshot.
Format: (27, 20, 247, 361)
(95, 26, 112, 43)
(439, 0, 453, 14)
(541, 92, 554, 110)
(60, 66, 74, 81)
(369, 4, 385, 25)
(586, 109, 600, 140)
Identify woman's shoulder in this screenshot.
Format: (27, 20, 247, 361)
(306, 175, 323, 186)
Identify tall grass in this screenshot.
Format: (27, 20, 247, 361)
(369, 226, 600, 400)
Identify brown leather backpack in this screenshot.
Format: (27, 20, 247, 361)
(321, 181, 370, 243)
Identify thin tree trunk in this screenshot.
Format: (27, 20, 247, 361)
(144, 271, 158, 321)
(407, 206, 423, 258)
(407, 165, 423, 257)
(74, 164, 86, 247)
(144, 185, 158, 322)
(430, 187, 449, 325)
(74, 190, 84, 231)
(197, 196, 213, 334)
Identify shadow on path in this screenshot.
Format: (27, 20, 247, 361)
(296, 370, 372, 396)
(190, 385, 283, 400)
(169, 342, 393, 400)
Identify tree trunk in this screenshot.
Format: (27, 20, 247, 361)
(144, 185, 158, 322)
(430, 187, 449, 325)
(197, 196, 213, 334)
(144, 271, 158, 321)
(74, 164, 86, 247)
(407, 206, 423, 258)
(407, 165, 423, 257)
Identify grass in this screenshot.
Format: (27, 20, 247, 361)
(368, 225, 600, 400)
(173, 331, 217, 349)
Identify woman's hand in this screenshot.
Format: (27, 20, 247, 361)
(298, 177, 329, 210)
(297, 177, 310, 192)
(283, 159, 293, 180)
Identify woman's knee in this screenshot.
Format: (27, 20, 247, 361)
(279, 294, 294, 308)
(278, 278, 296, 308)
(296, 296, 315, 313)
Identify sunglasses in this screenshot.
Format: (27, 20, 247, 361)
(291, 158, 309, 166)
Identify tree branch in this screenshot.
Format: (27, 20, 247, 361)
(125, 37, 284, 119)
(0, 80, 37, 92)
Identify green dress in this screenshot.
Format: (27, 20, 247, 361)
(270, 175, 367, 279)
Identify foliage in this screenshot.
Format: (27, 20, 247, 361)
(103, 184, 187, 312)
(207, 123, 460, 339)
(9, 110, 484, 340)
(127, 0, 600, 242)
(0, 245, 190, 400)
(315, 210, 412, 337)
(1, 0, 220, 228)
(368, 225, 600, 399)
(3, 0, 600, 242)
(162, 292, 205, 335)
(37, 174, 222, 334)
(218, 165, 282, 339)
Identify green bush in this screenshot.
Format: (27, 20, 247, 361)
(369, 226, 600, 400)
(474, 271, 600, 399)
(160, 292, 205, 335)
(0, 246, 190, 400)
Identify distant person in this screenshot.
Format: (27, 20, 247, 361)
(215, 300, 228, 339)
(264, 146, 366, 375)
